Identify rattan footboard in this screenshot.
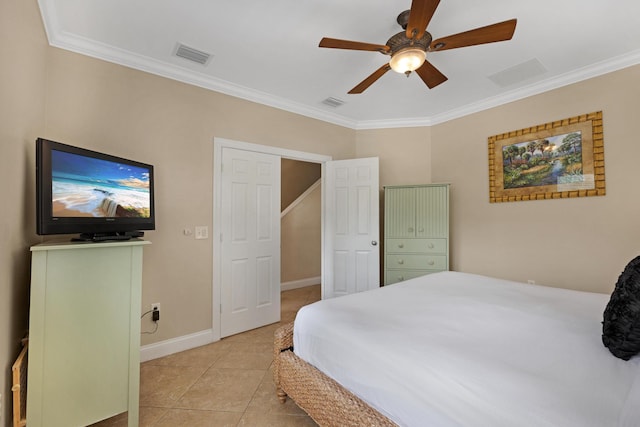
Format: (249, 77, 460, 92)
(274, 322, 397, 427)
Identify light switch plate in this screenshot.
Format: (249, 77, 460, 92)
(195, 226, 208, 240)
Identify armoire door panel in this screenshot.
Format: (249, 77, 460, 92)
(415, 185, 449, 238)
(384, 186, 416, 238)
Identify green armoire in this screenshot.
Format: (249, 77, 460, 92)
(384, 184, 449, 285)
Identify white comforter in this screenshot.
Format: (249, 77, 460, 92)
(293, 271, 640, 427)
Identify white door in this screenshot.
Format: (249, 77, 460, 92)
(220, 147, 281, 337)
(323, 157, 380, 299)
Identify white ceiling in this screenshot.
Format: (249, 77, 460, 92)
(38, 0, 640, 129)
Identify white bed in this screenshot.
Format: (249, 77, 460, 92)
(292, 271, 640, 427)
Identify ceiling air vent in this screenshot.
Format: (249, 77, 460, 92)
(488, 58, 547, 87)
(174, 43, 211, 65)
(321, 97, 345, 108)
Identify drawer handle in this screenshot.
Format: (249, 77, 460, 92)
(398, 243, 404, 249)
(397, 259, 404, 265)
(428, 243, 434, 249)
(428, 260, 435, 266)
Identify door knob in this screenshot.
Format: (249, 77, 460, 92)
(371, 241, 378, 246)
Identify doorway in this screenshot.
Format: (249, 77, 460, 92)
(280, 158, 322, 291)
(212, 138, 330, 341)
(213, 137, 380, 340)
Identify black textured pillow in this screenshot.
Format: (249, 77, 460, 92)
(602, 256, 640, 360)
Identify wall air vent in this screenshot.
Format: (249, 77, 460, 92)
(321, 97, 346, 108)
(174, 43, 212, 65)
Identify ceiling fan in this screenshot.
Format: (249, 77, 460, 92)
(319, 0, 517, 94)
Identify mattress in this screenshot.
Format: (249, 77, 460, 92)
(293, 271, 640, 427)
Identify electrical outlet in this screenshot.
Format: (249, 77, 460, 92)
(151, 303, 160, 312)
(151, 303, 160, 322)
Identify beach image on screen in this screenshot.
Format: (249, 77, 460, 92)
(51, 149, 151, 218)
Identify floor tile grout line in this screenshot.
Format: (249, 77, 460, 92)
(92, 285, 320, 426)
(236, 367, 271, 426)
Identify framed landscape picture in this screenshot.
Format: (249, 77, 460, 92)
(488, 111, 605, 203)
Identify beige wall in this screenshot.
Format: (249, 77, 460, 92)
(281, 159, 321, 211)
(281, 185, 322, 283)
(281, 160, 321, 284)
(41, 47, 356, 346)
(355, 127, 433, 280)
(356, 127, 432, 186)
(1, 6, 356, 400)
(431, 66, 640, 293)
(353, 67, 640, 294)
(0, 0, 47, 422)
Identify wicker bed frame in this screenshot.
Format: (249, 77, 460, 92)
(273, 322, 397, 427)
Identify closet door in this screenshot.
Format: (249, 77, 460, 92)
(220, 147, 281, 337)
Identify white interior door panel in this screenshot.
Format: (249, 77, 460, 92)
(323, 157, 380, 299)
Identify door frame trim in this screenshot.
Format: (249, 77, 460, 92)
(212, 137, 331, 341)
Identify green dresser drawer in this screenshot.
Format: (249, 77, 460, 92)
(386, 254, 447, 270)
(386, 238, 446, 254)
(385, 270, 434, 285)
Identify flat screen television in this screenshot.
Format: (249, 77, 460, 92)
(36, 138, 155, 241)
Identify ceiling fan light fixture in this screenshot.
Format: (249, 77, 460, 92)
(389, 47, 426, 74)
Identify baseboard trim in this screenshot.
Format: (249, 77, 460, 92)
(140, 280, 320, 361)
(140, 329, 215, 362)
(281, 276, 321, 291)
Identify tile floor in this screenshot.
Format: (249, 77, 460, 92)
(92, 285, 320, 427)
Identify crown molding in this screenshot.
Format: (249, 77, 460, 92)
(424, 49, 640, 127)
(48, 30, 360, 129)
(37, 0, 640, 130)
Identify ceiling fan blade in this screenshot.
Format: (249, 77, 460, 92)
(429, 19, 517, 52)
(348, 64, 392, 94)
(319, 37, 390, 53)
(416, 59, 448, 89)
(406, 0, 441, 40)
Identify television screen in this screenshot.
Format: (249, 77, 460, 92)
(51, 149, 152, 219)
(37, 138, 155, 240)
